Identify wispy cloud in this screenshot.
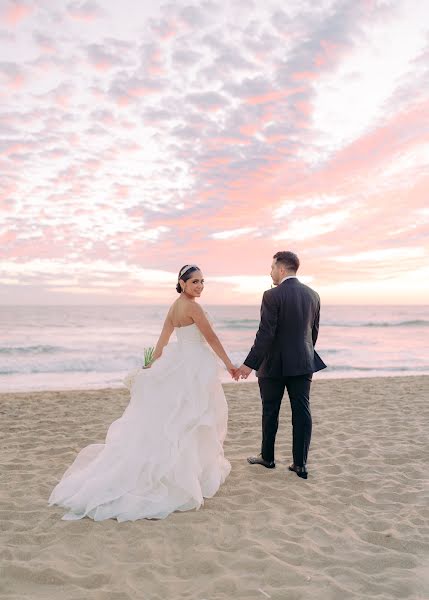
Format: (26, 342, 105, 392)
(274, 210, 350, 241)
(211, 228, 257, 240)
(334, 247, 426, 263)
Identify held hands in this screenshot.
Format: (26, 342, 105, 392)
(226, 362, 252, 380)
(234, 364, 252, 380)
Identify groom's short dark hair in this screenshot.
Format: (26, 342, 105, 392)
(273, 251, 300, 272)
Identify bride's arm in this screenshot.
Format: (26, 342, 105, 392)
(150, 312, 175, 364)
(189, 304, 235, 373)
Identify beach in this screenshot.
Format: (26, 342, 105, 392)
(1, 376, 428, 600)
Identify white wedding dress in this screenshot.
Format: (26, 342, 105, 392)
(49, 321, 231, 521)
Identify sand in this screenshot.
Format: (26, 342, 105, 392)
(1, 376, 428, 600)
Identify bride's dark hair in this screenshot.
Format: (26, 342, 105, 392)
(176, 265, 200, 293)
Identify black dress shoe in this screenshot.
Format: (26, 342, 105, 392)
(247, 455, 275, 469)
(288, 464, 308, 479)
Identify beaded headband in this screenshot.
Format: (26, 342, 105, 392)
(179, 264, 199, 279)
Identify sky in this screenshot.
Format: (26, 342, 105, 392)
(1, 0, 429, 306)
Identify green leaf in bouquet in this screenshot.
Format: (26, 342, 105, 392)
(143, 346, 155, 367)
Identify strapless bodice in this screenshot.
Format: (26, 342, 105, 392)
(175, 323, 205, 345)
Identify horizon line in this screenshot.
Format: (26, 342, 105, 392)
(1, 303, 428, 308)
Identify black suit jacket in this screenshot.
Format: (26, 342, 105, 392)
(244, 278, 327, 377)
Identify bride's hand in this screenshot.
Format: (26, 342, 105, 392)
(230, 367, 240, 380)
(143, 355, 158, 369)
(226, 363, 239, 380)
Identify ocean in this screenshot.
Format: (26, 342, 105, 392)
(0, 304, 428, 392)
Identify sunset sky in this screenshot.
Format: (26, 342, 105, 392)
(1, 0, 428, 305)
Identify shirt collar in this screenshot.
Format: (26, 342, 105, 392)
(280, 275, 297, 284)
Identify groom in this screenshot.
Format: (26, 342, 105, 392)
(235, 251, 326, 479)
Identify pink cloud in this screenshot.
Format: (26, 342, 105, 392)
(36, 39, 55, 54)
(246, 90, 286, 105)
(31, 56, 56, 73)
(67, 1, 102, 22)
(53, 86, 74, 108)
(109, 75, 164, 106)
(66, 133, 80, 147)
(90, 86, 105, 100)
(238, 105, 277, 138)
(69, 182, 86, 197)
(92, 110, 116, 126)
(239, 123, 259, 136)
(200, 156, 232, 169)
(86, 45, 124, 72)
(186, 91, 228, 111)
(93, 60, 115, 72)
(113, 184, 129, 199)
(127, 84, 158, 98)
(7, 236, 70, 260)
(207, 135, 247, 146)
(291, 71, 316, 82)
(317, 100, 429, 188)
(147, 48, 164, 77)
(0, 230, 17, 245)
(314, 40, 345, 68)
(116, 95, 131, 107)
(0, 63, 26, 89)
(0, 141, 30, 156)
(55, 166, 79, 184)
(2, 2, 32, 26)
(46, 191, 73, 203)
(150, 18, 178, 40)
(0, 181, 18, 203)
(80, 158, 102, 172)
(119, 141, 140, 152)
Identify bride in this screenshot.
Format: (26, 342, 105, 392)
(49, 265, 235, 521)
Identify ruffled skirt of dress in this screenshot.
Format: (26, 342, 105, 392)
(48, 340, 231, 521)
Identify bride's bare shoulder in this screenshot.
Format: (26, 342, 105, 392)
(188, 302, 206, 319)
(168, 298, 198, 325)
(165, 302, 176, 318)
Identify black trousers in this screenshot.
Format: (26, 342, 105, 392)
(258, 374, 312, 466)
